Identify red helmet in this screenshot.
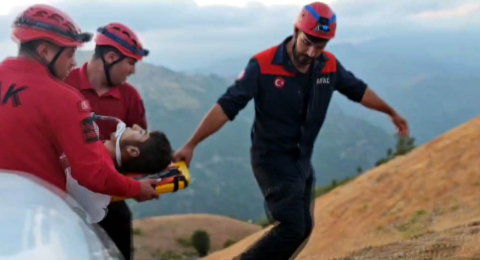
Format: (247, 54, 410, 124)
(94, 23, 149, 61)
(294, 2, 337, 40)
(11, 4, 92, 47)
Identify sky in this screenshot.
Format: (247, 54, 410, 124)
(0, 0, 478, 71)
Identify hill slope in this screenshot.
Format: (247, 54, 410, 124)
(334, 220, 480, 259)
(202, 116, 480, 259)
(132, 214, 261, 260)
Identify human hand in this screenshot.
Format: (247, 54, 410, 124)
(390, 113, 409, 137)
(173, 144, 195, 167)
(133, 179, 160, 202)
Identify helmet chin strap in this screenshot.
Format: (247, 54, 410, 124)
(91, 113, 126, 167)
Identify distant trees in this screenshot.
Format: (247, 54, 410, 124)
(315, 176, 353, 198)
(314, 134, 417, 199)
(375, 134, 416, 166)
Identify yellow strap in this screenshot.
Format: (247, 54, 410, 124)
(111, 161, 191, 202)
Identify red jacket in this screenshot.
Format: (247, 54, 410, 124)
(64, 63, 147, 141)
(0, 57, 140, 198)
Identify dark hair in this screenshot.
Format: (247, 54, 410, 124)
(92, 45, 122, 60)
(19, 40, 58, 55)
(295, 28, 329, 44)
(119, 131, 173, 174)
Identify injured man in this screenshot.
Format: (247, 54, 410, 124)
(62, 114, 174, 224)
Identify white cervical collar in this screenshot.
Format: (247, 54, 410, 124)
(91, 113, 126, 167)
(114, 121, 127, 167)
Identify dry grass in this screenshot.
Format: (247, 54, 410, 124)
(331, 221, 480, 260)
(132, 214, 261, 260)
(202, 116, 480, 260)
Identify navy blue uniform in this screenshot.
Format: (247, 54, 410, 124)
(218, 36, 368, 260)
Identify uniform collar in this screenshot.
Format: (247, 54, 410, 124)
(272, 36, 328, 74)
(79, 62, 121, 99)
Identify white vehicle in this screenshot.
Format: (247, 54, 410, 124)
(0, 169, 123, 260)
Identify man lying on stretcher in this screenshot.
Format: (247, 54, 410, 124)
(64, 123, 174, 224)
(103, 124, 173, 174)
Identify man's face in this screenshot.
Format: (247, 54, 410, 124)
(293, 31, 328, 66)
(40, 44, 77, 80)
(105, 124, 173, 174)
(105, 52, 137, 85)
(109, 124, 150, 152)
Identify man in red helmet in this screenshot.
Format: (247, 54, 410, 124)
(0, 4, 159, 210)
(174, 2, 409, 259)
(64, 22, 150, 260)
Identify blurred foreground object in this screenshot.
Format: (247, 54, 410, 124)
(0, 169, 124, 260)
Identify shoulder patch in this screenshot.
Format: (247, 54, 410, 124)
(81, 117, 100, 144)
(78, 100, 91, 112)
(321, 51, 337, 74)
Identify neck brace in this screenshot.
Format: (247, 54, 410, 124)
(91, 113, 126, 167)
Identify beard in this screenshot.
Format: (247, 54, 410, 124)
(292, 43, 313, 67)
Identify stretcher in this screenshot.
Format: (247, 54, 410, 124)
(111, 161, 190, 202)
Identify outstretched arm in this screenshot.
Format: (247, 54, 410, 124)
(173, 58, 261, 166)
(184, 104, 229, 148)
(335, 58, 409, 137)
(360, 87, 396, 117)
(360, 88, 409, 137)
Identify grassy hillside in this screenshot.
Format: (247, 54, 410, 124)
(202, 116, 480, 259)
(334, 221, 480, 259)
(132, 214, 261, 260)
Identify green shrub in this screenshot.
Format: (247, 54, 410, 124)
(191, 230, 210, 257)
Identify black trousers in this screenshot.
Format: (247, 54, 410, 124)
(98, 200, 133, 260)
(236, 152, 316, 260)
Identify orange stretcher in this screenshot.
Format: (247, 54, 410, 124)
(111, 161, 190, 202)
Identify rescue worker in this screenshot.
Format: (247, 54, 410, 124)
(173, 2, 409, 259)
(64, 23, 150, 260)
(0, 4, 159, 206)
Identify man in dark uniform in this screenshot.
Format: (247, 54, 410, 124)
(173, 2, 409, 259)
(64, 22, 150, 260)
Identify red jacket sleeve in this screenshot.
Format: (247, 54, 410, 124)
(48, 89, 141, 198)
(125, 87, 148, 129)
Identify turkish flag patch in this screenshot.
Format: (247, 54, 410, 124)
(82, 117, 100, 143)
(274, 77, 285, 88)
(78, 100, 91, 112)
